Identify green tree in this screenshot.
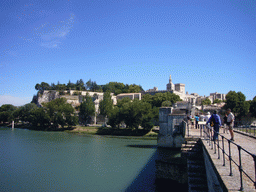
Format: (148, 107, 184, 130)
(86, 79, 102, 92)
(127, 84, 143, 93)
(213, 99, 222, 104)
(162, 100, 172, 107)
(224, 91, 250, 119)
(99, 92, 113, 125)
(43, 98, 78, 128)
(35, 82, 50, 92)
(119, 100, 153, 130)
(67, 80, 76, 90)
(140, 101, 154, 130)
(250, 96, 256, 118)
(151, 92, 181, 107)
(142, 94, 153, 105)
(119, 99, 141, 129)
(117, 97, 131, 108)
(79, 93, 96, 125)
(0, 104, 17, 124)
(17, 103, 38, 124)
(103, 82, 125, 95)
(76, 79, 85, 91)
(30, 107, 50, 128)
(107, 106, 121, 128)
(201, 98, 211, 105)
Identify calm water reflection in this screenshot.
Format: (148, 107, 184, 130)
(0, 128, 160, 192)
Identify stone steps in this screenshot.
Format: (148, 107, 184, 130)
(184, 139, 208, 192)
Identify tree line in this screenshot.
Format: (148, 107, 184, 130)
(35, 80, 144, 95)
(1, 90, 256, 130)
(0, 92, 181, 131)
(76, 92, 181, 131)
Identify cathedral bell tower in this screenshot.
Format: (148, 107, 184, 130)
(166, 75, 174, 92)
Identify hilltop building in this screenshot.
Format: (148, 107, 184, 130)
(145, 75, 197, 104)
(144, 75, 226, 106)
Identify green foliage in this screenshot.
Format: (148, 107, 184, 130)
(43, 98, 78, 128)
(0, 104, 17, 124)
(224, 91, 250, 119)
(99, 92, 113, 118)
(107, 106, 121, 128)
(250, 96, 256, 118)
(102, 82, 125, 95)
(108, 99, 154, 130)
(102, 82, 143, 95)
(79, 93, 96, 125)
(30, 108, 50, 128)
(213, 99, 222, 104)
(142, 92, 181, 108)
(35, 82, 50, 92)
(117, 97, 131, 108)
(142, 94, 153, 104)
(15, 103, 38, 123)
(201, 98, 211, 105)
(162, 100, 172, 107)
(35, 80, 143, 95)
(128, 84, 143, 93)
(76, 79, 85, 91)
(86, 79, 102, 92)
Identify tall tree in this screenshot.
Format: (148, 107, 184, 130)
(99, 92, 113, 125)
(79, 93, 96, 125)
(224, 91, 250, 119)
(107, 106, 121, 128)
(250, 96, 256, 118)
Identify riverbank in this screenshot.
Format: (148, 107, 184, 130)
(67, 125, 158, 139)
(1, 123, 158, 139)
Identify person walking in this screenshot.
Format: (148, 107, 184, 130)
(206, 110, 222, 141)
(195, 114, 199, 129)
(205, 112, 211, 134)
(226, 108, 235, 141)
(190, 115, 195, 129)
(223, 113, 228, 134)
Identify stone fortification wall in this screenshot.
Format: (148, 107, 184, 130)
(36, 90, 118, 108)
(37, 90, 59, 106)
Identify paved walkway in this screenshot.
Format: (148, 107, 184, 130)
(186, 127, 256, 192)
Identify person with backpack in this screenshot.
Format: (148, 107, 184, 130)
(206, 110, 222, 141)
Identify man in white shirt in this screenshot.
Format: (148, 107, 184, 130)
(205, 112, 211, 122)
(204, 112, 212, 135)
(227, 108, 235, 141)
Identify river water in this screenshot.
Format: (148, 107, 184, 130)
(0, 127, 162, 192)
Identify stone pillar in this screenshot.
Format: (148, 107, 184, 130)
(158, 107, 186, 148)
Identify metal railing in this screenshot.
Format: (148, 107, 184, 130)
(234, 126, 256, 137)
(202, 125, 256, 191)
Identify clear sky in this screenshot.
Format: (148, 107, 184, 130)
(1, 0, 256, 106)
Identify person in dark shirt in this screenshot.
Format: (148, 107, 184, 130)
(206, 110, 222, 141)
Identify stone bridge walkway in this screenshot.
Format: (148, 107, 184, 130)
(186, 127, 256, 192)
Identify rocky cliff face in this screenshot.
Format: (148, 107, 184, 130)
(37, 90, 60, 106)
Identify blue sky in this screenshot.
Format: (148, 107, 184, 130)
(1, 0, 256, 106)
